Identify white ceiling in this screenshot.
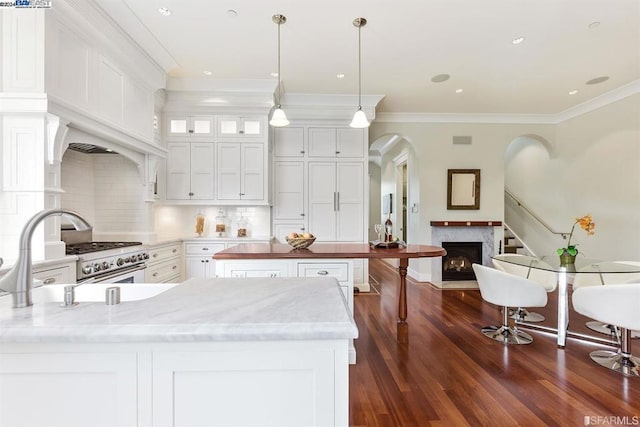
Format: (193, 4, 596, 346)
(94, 0, 640, 115)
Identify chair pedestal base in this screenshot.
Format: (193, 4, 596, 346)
(482, 325, 534, 345)
(511, 308, 545, 323)
(590, 350, 640, 377)
(586, 321, 640, 339)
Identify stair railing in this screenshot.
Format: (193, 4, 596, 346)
(505, 188, 570, 239)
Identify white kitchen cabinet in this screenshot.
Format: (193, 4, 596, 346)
(32, 263, 75, 286)
(184, 242, 225, 279)
(165, 115, 214, 139)
(146, 242, 182, 283)
(273, 161, 305, 220)
(166, 142, 215, 200)
(216, 115, 265, 139)
(216, 142, 266, 202)
(308, 128, 365, 158)
(274, 127, 305, 157)
(308, 162, 364, 242)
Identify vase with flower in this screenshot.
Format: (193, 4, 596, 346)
(556, 214, 595, 265)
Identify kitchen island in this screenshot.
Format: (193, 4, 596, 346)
(214, 242, 447, 343)
(0, 277, 357, 427)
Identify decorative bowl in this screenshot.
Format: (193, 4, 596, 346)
(286, 236, 316, 249)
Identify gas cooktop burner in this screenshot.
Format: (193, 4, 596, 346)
(66, 241, 143, 255)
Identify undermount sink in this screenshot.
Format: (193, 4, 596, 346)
(33, 282, 177, 304)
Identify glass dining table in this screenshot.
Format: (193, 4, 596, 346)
(493, 254, 640, 348)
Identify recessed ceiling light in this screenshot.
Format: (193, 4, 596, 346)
(455, 88, 463, 94)
(158, 7, 171, 16)
(337, 73, 345, 79)
(203, 70, 212, 76)
(568, 90, 578, 95)
(586, 76, 609, 85)
(588, 21, 600, 29)
(271, 72, 279, 77)
(512, 36, 525, 45)
(431, 74, 450, 83)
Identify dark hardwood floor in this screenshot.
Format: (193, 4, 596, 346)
(349, 259, 640, 427)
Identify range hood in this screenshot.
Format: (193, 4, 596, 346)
(67, 143, 118, 154)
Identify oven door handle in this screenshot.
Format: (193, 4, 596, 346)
(78, 264, 146, 284)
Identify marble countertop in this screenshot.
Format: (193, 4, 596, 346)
(0, 277, 358, 344)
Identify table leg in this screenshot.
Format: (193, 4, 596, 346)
(557, 268, 569, 348)
(397, 258, 409, 343)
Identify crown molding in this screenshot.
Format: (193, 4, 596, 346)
(375, 80, 640, 125)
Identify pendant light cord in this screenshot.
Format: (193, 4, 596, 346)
(357, 23, 362, 109)
(277, 19, 282, 107)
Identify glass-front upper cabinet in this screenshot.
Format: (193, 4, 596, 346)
(216, 116, 266, 139)
(165, 115, 214, 139)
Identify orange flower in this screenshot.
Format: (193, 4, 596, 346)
(576, 214, 596, 235)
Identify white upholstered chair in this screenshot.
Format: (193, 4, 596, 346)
(572, 283, 640, 377)
(572, 261, 640, 338)
(472, 263, 548, 345)
(492, 254, 557, 322)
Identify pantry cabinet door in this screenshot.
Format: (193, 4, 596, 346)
(240, 143, 264, 200)
(274, 161, 305, 220)
(308, 162, 337, 241)
(216, 143, 242, 200)
(189, 143, 215, 200)
(336, 163, 364, 241)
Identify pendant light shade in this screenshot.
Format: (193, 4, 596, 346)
(270, 14, 289, 127)
(350, 17, 369, 129)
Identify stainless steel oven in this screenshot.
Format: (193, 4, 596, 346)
(77, 264, 146, 284)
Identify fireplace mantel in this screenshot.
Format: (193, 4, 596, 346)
(430, 221, 502, 227)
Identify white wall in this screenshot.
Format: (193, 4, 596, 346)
(505, 94, 640, 260)
(370, 121, 555, 281)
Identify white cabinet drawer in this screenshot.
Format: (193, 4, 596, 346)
(149, 244, 182, 263)
(185, 243, 226, 255)
(146, 259, 181, 283)
(297, 263, 349, 282)
(32, 266, 70, 286)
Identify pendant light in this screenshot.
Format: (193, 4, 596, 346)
(350, 17, 369, 128)
(269, 14, 289, 127)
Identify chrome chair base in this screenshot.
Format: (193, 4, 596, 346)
(586, 321, 640, 339)
(590, 350, 640, 377)
(482, 325, 534, 345)
(511, 307, 545, 323)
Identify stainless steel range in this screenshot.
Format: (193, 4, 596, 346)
(66, 241, 149, 284)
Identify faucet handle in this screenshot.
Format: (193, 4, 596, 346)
(62, 284, 78, 307)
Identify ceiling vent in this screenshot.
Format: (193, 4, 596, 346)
(452, 136, 472, 145)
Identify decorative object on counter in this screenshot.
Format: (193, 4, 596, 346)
(556, 214, 595, 265)
(269, 14, 289, 127)
(374, 223, 383, 241)
(195, 209, 205, 237)
(370, 239, 403, 249)
(215, 209, 227, 237)
(349, 17, 370, 128)
(384, 213, 393, 242)
(286, 232, 316, 249)
(237, 216, 248, 237)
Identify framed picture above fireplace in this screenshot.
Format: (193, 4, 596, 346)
(447, 169, 480, 210)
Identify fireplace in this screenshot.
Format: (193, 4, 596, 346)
(442, 242, 483, 281)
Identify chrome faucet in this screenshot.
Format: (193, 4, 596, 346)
(0, 209, 92, 308)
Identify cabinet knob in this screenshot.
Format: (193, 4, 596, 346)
(201, 259, 205, 263)
(172, 249, 177, 253)
(43, 277, 56, 284)
(317, 270, 329, 276)
(300, 213, 305, 217)
(152, 253, 158, 258)
(205, 259, 209, 263)
(202, 248, 208, 251)
(188, 192, 194, 196)
(300, 150, 305, 154)
(239, 130, 244, 134)
(335, 151, 340, 154)
(188, 129, 194, 134)
(152, 272, 158, 277)
(172, 265, 177, 270)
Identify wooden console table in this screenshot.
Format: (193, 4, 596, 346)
(214, 243, 446, 343)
